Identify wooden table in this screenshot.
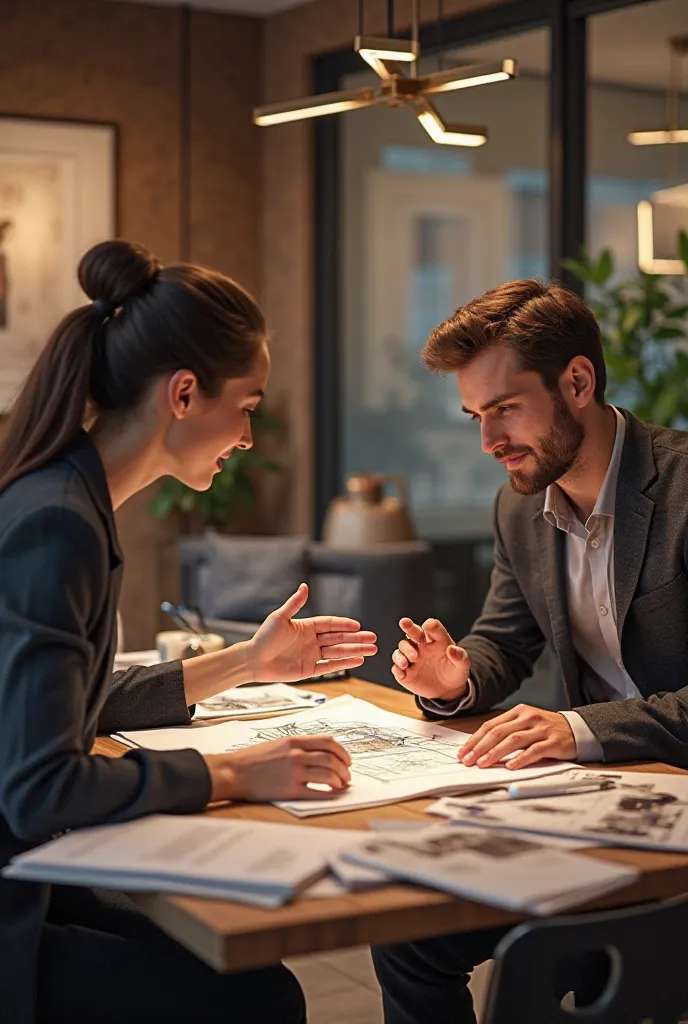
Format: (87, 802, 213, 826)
(95, 678, 688, 973)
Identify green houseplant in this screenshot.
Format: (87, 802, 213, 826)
(149, 405, 282, 529)
(563, 231, 688, 427)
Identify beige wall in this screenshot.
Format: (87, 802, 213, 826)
(0, 0, 262, 647)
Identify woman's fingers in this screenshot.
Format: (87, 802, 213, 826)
(300, 751, 350, 787)
(311, 656, 365, 675)
(289, 734, 351, 766)
(317, 630, 377, 647)
(320, 642, 378, 659)
(311, 615, 363, 633)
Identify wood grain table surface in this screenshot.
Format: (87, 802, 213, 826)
(93, 677, 688, 973)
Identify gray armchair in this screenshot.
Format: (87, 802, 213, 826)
(178, 534, 433, 688)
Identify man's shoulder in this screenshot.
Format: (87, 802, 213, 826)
(648, 421, 688, 463)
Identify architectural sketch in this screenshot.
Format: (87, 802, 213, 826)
(201, 693, 303, 712)
(224, 718, 460, 784)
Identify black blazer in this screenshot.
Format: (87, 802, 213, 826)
(422, 411, 688, 767)
(0, 431, 211, 1023)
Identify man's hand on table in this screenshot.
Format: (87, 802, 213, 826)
(458, 705, 576, 770)
(391, 617, 471, 701)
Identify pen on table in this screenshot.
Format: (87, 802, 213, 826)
(504, 778, 617, 800)
(160, 601, 201, 635)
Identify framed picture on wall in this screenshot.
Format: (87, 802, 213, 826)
(0, 115, 116, 411)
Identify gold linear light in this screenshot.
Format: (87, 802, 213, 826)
(637, 191, 688, 275)
(629, 129, 688, 147)
(252, 1, 516, 147)
(254, 87, 377, 127)
(628, 36, 688, 147)
(355, 34, 419, 79)
(419, 59, 517, 96)
(414, 101, 487, 147)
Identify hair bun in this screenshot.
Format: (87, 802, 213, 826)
(79, 239, 161, 307)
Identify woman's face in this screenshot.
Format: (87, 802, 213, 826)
(164, 342, 270, 491)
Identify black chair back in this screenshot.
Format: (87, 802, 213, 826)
(483, 895, 688, 1024)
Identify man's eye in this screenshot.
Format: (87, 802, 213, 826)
(497, 405, 514, 415)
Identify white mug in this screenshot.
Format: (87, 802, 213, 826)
(155, 630, 225, 662)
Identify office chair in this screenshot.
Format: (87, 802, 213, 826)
(482, 894, 688, 1024)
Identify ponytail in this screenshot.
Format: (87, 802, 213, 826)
(0, 306, 101, 493)
(0, 240, 265, 495)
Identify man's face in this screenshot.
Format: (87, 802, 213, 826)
(457, 344, 584, 495)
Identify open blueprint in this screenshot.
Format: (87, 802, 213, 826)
(427, 769, 688, 852)
(115, 695, 575, 817)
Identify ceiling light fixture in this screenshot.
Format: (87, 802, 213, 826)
(628, 36, 688, 147)
(253, 0, 517, 147)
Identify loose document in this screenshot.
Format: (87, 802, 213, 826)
(340, 824, 638, 915)
(194, 683, 326, 720)
(427, 769, 688, 852)
(3, 815, 374, 908)
(115, 695, 576, 817)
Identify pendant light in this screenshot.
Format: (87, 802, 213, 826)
(254, 0, 517, 148)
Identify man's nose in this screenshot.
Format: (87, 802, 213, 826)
(480, 420, 508, 455)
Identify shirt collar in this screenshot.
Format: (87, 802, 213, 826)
(543, 406, 625, 534)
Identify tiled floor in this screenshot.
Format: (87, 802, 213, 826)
(287, 946, 493, 1023)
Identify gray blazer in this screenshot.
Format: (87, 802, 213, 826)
(0, 431, 211, 1023)
(422, 410, 688, 768)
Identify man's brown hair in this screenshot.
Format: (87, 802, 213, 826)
(422, 279, 606, 404)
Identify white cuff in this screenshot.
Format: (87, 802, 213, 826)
(419, 678, 476, 716)
(559, 710, 604, 762)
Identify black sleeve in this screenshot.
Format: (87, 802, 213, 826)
(99, 661, 193, 734)
(0, 506, 211, 843)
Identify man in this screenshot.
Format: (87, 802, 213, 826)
(372, 278, 688, 1024)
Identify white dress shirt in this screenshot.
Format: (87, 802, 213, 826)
(421, 407, 642, 761)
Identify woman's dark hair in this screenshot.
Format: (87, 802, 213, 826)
(422, 278, 606, 404)
(0, 239, 266, 493)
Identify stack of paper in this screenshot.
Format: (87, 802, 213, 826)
(2, 815, 372, 908)
(340, 825, 638, 915)
(115, 696, 577, 817)
(426, 769, 688, 853)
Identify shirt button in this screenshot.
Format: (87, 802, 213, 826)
(599, 605, 608, 616)
(590, 537, 600, 549)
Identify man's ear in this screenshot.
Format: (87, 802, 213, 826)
(568, 356, 596, 405)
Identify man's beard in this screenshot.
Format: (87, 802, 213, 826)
(497, 391, 585, 496)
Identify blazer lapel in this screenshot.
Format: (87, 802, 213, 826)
(614, 413, 656, 637)
(537, 511, 583, 707)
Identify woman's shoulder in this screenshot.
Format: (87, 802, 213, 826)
(0, 453, 105, 547)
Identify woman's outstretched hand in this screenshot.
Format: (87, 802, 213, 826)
(247, 583, 377, 682)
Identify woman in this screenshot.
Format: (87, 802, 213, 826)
(0, 239, 377, 1023)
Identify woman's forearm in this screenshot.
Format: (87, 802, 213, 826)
(182, 641, 255, 706)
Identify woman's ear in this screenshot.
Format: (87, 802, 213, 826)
(168, 370, 197, 419)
